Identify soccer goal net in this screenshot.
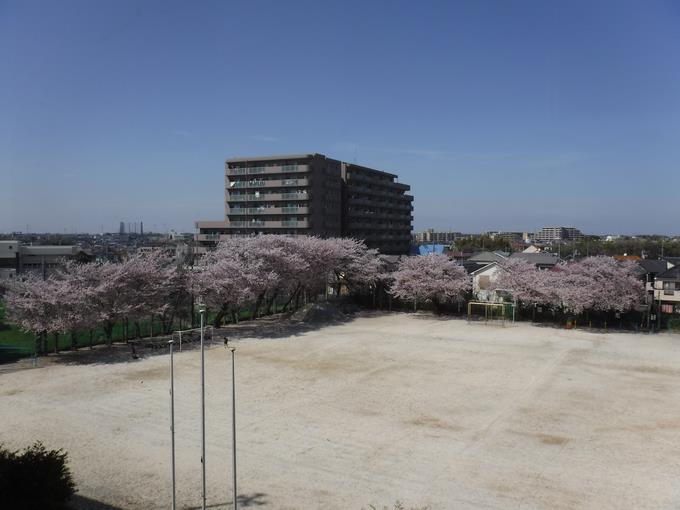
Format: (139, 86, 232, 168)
(467, 301, 513, 324)
(171, 326, 215, 351)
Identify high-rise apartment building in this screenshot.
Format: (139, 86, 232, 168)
(195, 153, 413, 254)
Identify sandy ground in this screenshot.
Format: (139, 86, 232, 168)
(1, 313, 680, 510)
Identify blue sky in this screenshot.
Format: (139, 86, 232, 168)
(1, 0, 679, 235)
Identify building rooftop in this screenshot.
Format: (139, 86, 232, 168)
(637, 259, 671, 275)
(226, 153, 399, 178)
(226, 153, 322, 163)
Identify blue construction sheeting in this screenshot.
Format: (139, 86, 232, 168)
(411, 244, 447, 255)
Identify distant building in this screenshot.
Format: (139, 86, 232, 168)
(534, 226, 584, 243)
(487, 231, 523, 242)
(0, 240, 89, 280)
(195, 153, 413, 255)
(414, 229, 463, 245)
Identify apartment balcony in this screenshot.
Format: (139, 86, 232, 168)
(229, 206, 309, 215)
(228, 219, 310, 229)
(227, 164, 310, 176)
(348, 172, 411, 191)
(347, 196, 413, 211)
(346, 185, 412, 201)
(229, 178, 309, 189)
(228, 191, 310, 202)
(347, 209, 413, 221)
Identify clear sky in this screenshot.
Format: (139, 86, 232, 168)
(1, 0, 679, 235)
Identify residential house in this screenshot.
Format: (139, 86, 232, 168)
(653, 265, 680, 316)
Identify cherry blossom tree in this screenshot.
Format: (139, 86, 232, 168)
(191, 238, 278, 325)
(323, 237, 386, 296)
(4, 274, 62, 355)
(552, 256, 643, 314)
(390, 254, 471, 312)
(490, 258, 556, 307)
(192, 236, 386, 323)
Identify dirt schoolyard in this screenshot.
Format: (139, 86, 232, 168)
(1, 313, 680, 509)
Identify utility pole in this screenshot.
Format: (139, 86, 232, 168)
(227, 340, 238, 510)
(199, 303, 207, 510)
(168, 340, 176, 510)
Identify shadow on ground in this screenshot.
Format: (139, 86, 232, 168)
(185, 492, 269, 509)
(46, 311, 360, 367)
(69, 494, 124, 510)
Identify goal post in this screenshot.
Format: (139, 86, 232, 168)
(171, 326, 215, 351)
(467, 301, 515, 324)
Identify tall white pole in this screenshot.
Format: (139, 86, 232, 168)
(230, 346, 237, 510)
(169, 340, 176, 510)
(200, 309, 206, 510)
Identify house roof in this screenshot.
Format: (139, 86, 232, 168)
(614, 255, 642, 261)
(470, 262, 498, 276)
(509, 252, 560, 266)
(468, 251, 508, 263)
(657, 265, 680, 280)
(461, 261, 492, 274)
(637, 259, 671, 275)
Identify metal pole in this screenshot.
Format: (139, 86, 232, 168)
(200, 310, 206, 510)
(179, 330, 182, 352)
(230, 346, 237, 510)
(169, 340, 176, 510)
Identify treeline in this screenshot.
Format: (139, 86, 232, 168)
(2, 237, 651, 357)
(389, 254, 645, 318)
(3, 236, 384, 355)
(573, 238, 680, 259)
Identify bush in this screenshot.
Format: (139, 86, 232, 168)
(0, 442, 76, 509)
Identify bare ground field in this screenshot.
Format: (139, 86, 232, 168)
(1, 313, 680, 510)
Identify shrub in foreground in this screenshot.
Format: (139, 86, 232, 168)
(0, 442, 76, 510)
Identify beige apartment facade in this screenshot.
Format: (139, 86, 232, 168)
(196, 153, 413, 254)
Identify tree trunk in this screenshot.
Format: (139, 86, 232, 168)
(104, 321, 114, 346)
(282, 284, 302, 312)
(251, 293, 264, 320)
(35, 333, 43, 357)
(70, 331, 77, 351)
(53, 332, 59, 354)
(89, 330, 93, 350)
(214, 305, 228, 328)
(191, 295, 196, 329)
(266, 291, 278, 315)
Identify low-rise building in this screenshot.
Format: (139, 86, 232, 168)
(415, 229, 463, 245)
(0, 240, 89, 280)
